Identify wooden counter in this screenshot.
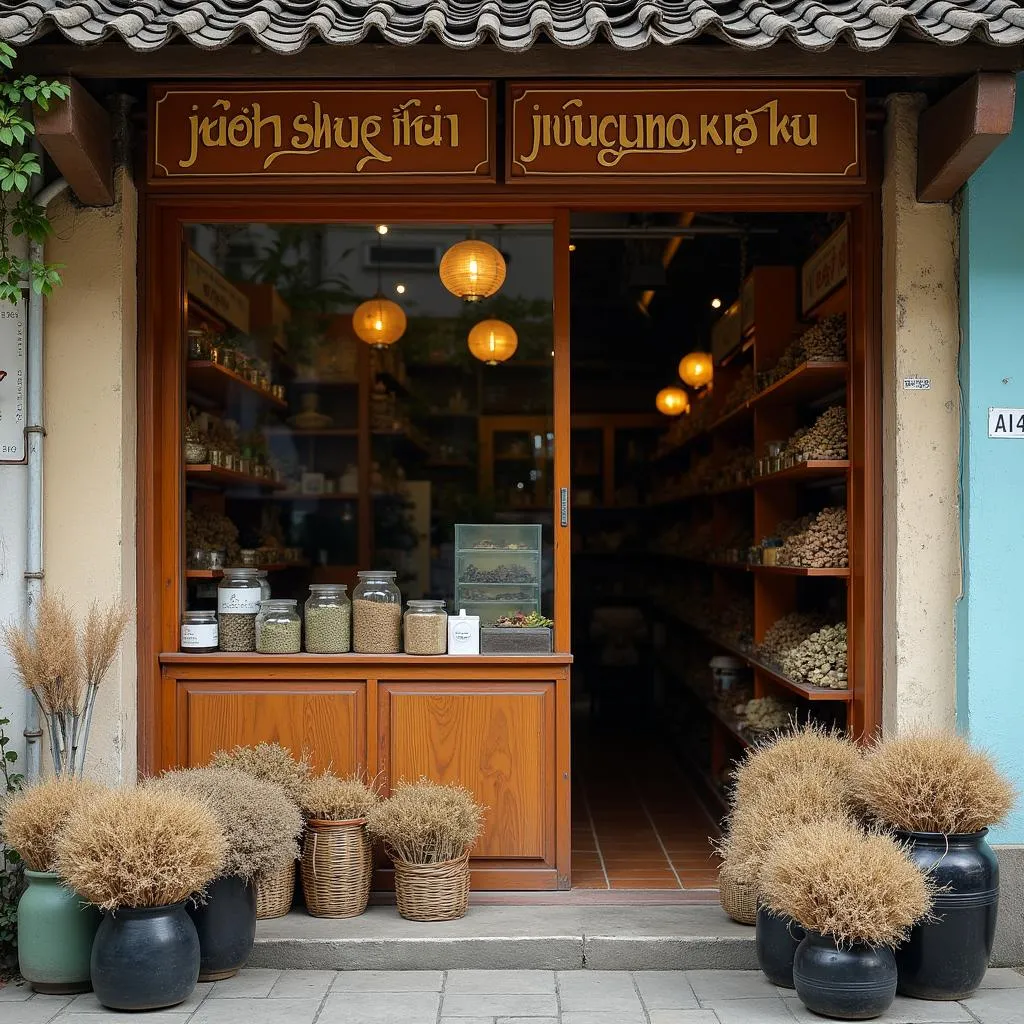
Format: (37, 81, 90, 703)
(159, 654, 573, 890)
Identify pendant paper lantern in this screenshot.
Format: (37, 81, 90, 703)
(468, 319, 518, 366)
(656, 386, 690, 416)
(440, 239, 507, 302)
(352, 296, 407, 348)
(678, 351, 714, 389)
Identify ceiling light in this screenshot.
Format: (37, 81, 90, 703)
(395, 284, 406, 295)
(468, 319, 518, 366)
(711, 297, 722, 309)
(440, 239, 506, 302)
(656, 387, 690, 416)
(352, 297, 406, 349)
(679, 352, 714, 389)
(376, 224, 389, 235)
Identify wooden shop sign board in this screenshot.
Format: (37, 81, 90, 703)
(149, 83, 495, 184)
(187, 250, 250, 333)
(802, 221, 849, 314)
(507, 82, 864, 185)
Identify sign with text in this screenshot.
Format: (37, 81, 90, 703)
(988, 408, 1024, 438)
(507, 82, 864, 185)
(150, 83, 495, 184)
(802, 221, 849, 314)
(187, 251, 250, 333)
(0, 299, 27, 464)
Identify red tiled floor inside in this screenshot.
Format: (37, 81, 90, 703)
(572, 731, 721, 891)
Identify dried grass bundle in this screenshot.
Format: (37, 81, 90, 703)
(717, 770, 854, 885)
(301, 771, 381, 821)
(760, 818, 934, 948)
(0, 594, 129, 776)
(0, 775, 103, 872)
(209, 743, 311, 806)
(367, 778, 486, 865)
(55, 787, 226, 911)
(857, 731, 1016, 834)
(731, 722, 861, 809)
(149, 768, 302, 881)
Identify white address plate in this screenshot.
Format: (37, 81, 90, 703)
(988, 408, 1024, 438)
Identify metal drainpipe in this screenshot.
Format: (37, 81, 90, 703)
(23, 173, 69, 782)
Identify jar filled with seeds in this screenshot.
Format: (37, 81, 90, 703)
(256, 599, 302, 654)
(352, 570, 402, 654)
(305, 584, 351, 654)
(181, 609, 218, 653)
(404, 600, 447, 656)
(217, 568, 262, 652)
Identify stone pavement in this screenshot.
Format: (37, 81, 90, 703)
(2, 967, 1023, 1024)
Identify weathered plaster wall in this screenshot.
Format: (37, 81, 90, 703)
(958, 73, 1024, 846)
(41, 167, 138, 783)
(880, 94, 961, 733)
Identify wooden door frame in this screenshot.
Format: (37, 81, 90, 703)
(138, 185, 882, 776)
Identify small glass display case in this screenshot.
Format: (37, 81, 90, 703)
(454, 523, 543, 626)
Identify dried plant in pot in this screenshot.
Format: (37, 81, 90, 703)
(760, 819, 933, 1021)
(149, 768, 302, 979)
(299, 772, 381, 919)
(367, 778, 486, 922)
(0, 776, 104, 993)
(208, 742, 311, 919)
(54, 786, 226, 1011)
(716, 724, 860, 927)
(856, 731, 1016, 1000)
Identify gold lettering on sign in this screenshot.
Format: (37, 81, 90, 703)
(180, 96, 464, 173)
(517, 97, 820, 168)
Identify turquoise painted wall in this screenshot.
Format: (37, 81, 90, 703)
(959, 74, 1024, 845)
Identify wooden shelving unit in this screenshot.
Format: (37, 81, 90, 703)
(185, 464, 285, 491)
(187, 360, 288, 410)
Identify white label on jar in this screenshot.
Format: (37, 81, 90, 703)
(218, 588, 261, 614)
(182, 623, 218, 649)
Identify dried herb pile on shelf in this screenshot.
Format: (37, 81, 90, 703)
(776, 506, 848, 568)
(757, 612, 829, 666)
(722, 365, 756, 413)
(185, 509, 241, 563)
(785, 406, 848, 462)
(762, 314, 847, 387)
(780, 622, 848, 690)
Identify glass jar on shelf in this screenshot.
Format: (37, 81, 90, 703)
(255, 599, 302, 654)
(186, 328, 208, 361)
(239, 549, 258, 568)
(352, 570, 402, 654)
(403, 600, 447, 656)
(217, 568, 262, 652)
(256, 570, 271, 601)
(304, 584, 351, 654)
(181, 610, 218, 653)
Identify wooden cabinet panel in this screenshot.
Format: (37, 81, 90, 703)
(180, 683, 366, 772)
(380, 682, 554, 862)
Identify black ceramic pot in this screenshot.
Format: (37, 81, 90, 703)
(188, 876, 258, 982)
(756, 905, 806, 988)
(91, 902, 200, 1011)
(793, 931, 897, 1020)
(895, 828, 999, 1000)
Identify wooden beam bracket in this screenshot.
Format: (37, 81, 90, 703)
(917, 73, 1016, 203)
(34, 76, 114, 207)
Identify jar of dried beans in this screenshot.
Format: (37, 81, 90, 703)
(352, 570, 402, 655)
(304, 584, 351, 654)
(217, 568, 262, 652)
(403, 600, 447, 656)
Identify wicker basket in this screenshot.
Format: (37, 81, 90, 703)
(256, 858, 296, 920)
(718, 867, 758, 926)
(301, 818, 373, 919)
(393, 851, 471, 922)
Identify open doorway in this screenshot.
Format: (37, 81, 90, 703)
(567, 211, 851, 891)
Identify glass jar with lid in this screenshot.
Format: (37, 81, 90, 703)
(403, 600, 447, 656)
(181, 610, 218, 653)
(304, 584, 351, 654)
(256, 570, 271, 601)
(352, 570, 402, 654)
(217, 568, 262, 652)
(256, 599, 302, 654)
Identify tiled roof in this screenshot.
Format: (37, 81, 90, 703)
(1, 0, 1023, 53)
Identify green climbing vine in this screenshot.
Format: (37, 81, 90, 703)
(0, 709, 24, 978)
(0, 41, 69, 304)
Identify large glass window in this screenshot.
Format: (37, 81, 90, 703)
(181, 222, 554, 629)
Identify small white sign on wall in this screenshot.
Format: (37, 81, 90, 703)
(988, 408, 1024, 438)
(0, 298, 26, 464)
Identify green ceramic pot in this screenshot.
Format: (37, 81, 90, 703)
(18, 870, 100, 994)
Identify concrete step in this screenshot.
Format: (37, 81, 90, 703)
(251, 904, 757, 972)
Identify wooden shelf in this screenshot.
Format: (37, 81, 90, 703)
(186, 562, 305, 580)
(266, 428, 359, 437)
(752, 360, 848, 409)
(662, 611, 853, 703)
(185, 465, 285, 490)
(750, 563, 850, 577)
(187, 361, 287, 410)
(755, 460, 850, 486)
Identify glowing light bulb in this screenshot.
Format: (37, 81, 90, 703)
(711, 297, 722, 309)
(376, 224, 389, 235)
(396, 284, 406, 295)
